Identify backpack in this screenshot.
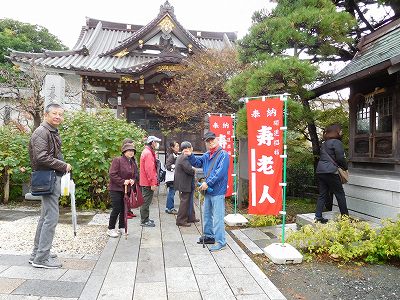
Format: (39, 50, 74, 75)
(156, 159, 166, 183)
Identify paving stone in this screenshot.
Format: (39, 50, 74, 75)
(189, 254, 220, 275)
(165, 267, 198, 293)
(78, 275, 103, 300)
(133, 282, 166, 300)
(12, 279, 84, 298)
(211, 247, 243, 269)
(140, 228, 162, 248)
(0, 295, 39, 299)
(58, 269, 91, 282)
(40, 297, 78, 300)
(168, 291, 201, 300)
(97, 261, 136, 299)
(0, 266, 66, 280)
(221, 267, 264, 295)
(196, 273, 235, 300)
(91, 237, 118, 276)
(81, 254, 99, 260)
(241, 228, 270, 240)
(253, 239, 274, 249)
(0, 255, 29, 266)
(0, 266, 9, 273)
(136, 247, 164, 283)
(112, 235, 140, 263)
(163, 241, 191, 268)
(0, 278, 25, 293)
(226, 234, 286, 300)
(60, 259, 96, 270)
(260, 223, 298, 237)
(236, 294, 271, 300)
(231, 230, 263, 254)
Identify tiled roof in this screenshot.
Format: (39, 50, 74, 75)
(313, 18, 400, 96)
(9, 2, 236, 76)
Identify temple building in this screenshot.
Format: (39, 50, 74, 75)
(313, 18, 400, 221)
(9, 1, 236, 149)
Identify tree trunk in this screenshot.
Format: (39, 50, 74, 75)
(33, 113, 42, 131)
(301, 99, 320, 183)
(3, 168, 10, 204)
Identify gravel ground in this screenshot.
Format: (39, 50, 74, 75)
(260, 257, 400, 300)
(0, 206, 108, 258)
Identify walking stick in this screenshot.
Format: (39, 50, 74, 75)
(198, 187, 205, 248)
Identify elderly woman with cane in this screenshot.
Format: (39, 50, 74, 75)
(107, 142, 138, 237)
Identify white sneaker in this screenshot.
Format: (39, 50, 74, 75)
(107, 229, 119, 238)
(119, 228, 128, 235)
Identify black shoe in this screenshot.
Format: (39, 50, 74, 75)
(197, 236, 215, 244)
(314, 217, 328, 224)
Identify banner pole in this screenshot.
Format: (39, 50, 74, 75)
(232, 114, 237, 214)
(281, 93, 289, 244)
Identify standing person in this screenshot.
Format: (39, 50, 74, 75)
(139, 135, 161, 227)
(174, 141, 199, 227)
(165, 141, 179, 214)
(121, 138, 139, 218)
(107, 142, 137, 237)
(29, 103, 72, 269)
(315, 124, 349, 223)
(185, 131, 229, 252)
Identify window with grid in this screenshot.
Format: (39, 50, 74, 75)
(375, 95, 392, 133)
(356, 101, 370, 134)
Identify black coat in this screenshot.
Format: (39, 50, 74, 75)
(174, 154, 195, 193)
(316, 139, 348, 174)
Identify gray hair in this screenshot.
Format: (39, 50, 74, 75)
(45, 103, 63, 113)
(180, 141, 192, 150)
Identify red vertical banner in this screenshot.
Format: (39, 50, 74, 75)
(246, 98, 283, 215)
(209, 115, 234, 197)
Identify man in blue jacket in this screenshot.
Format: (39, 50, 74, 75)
(184, 131, 230, 251)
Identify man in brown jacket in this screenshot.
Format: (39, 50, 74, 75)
(29, 103, 71, 269)
(174, 141, 198, 227)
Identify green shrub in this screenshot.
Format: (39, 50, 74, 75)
(366, 218, 400, 263)
(0, 125, 31, 203)
(247, 215, 281, 227)
(287, 215, 400, 263)
(59, 109, 145, 209)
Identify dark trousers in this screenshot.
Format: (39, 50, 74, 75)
(316, 173, 349, 218)
(140, 186, 154, 223)
(176, 191, 196, 225)
(108, 191, 125, 229)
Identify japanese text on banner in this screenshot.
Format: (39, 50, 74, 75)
(209, 115, 234, 197)
(246, 98, 283, 215)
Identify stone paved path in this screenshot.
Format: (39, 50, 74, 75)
(0, 191, 286, 299)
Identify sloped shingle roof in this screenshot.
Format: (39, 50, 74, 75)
(313, 18, 400, 96)
(9, 2, 236, 77)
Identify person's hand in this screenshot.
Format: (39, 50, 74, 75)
(200, 181, 208, 191)
(151, 185, 157, 191)
(124, 179, 130, 185)
(130, 179, 135, 185)
(66, 164, 72, 172)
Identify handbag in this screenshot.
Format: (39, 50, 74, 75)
(128, 182, 144, 209)
(322, 143, 349, 184)
(337, 167, 349, 184)
(31, 170, 56, 196)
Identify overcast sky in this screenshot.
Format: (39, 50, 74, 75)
(1, 0, 273, 49)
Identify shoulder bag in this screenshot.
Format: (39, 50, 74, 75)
(31, 170, 57, 195)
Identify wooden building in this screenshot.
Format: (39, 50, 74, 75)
(9, 1, 236, 150)
(314, 19, 400, 221)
